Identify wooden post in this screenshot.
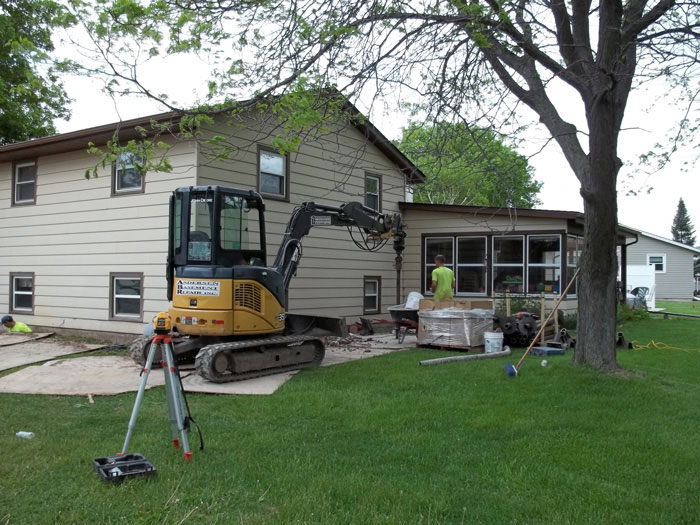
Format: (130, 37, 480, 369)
(506, 291, 511, 317)
(540, 292, 545, 345)
(553, 291, 559, 333)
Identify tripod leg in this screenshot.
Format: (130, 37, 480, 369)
(121, 340, 158, 455)
(162, 349, 181, 449)
(164, 341, 192, 461)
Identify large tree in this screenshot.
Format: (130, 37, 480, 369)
(69, 0, 700, 370)
(396, 123, 542, 207)
(671, 198, 696, 246)
(0, 0, 75, 144)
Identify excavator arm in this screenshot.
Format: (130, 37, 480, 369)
(272, 201, 406, 291)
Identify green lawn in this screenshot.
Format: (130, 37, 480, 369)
(2, 316, 699, 524)
(655, 299, 700, 315)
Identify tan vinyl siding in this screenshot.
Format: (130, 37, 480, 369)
(0, 139, 196, 333)
(626, 235, 696, 300)
(197, 119, 406, 319)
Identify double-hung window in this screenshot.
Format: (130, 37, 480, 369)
(258, 148, 287, 200)
(365, 174, 381, 211)
(363, 276, 381, 314)
(110, 273, 143, 320)
(13, 161, 36, 205)
(10, 273, 34, 313)
(112, 152, 145, 194)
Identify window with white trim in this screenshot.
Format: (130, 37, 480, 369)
(456, 236, 487, 294)
(365, 174, 381, 211)
(13, 161, 36, 205)
(112, 152, 144, 194)
(363, 276, 381, 314)
(492, 236, 524, 293)
(527, 235, 562, 294)
(258, 149, 287, 199)
(424, 237, 454, 294)
(647, 254, 666, 273)
(566, 235, 582, 296)
(111, 274, 143, 319)
(10, 273, 34, 312)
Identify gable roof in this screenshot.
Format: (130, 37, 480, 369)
(0, 106, 426, 183)
(622, 226, 700, 254)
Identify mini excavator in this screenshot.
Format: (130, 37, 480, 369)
(130, 185, 406, 382)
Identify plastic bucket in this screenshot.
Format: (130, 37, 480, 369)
(484, 331, 504, 354)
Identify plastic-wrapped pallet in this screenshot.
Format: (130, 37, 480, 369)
(417, 308, 495, 349)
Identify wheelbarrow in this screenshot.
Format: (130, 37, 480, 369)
(374, 306, 419, 344)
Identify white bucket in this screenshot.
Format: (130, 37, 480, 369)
(484, 331, 504, 354)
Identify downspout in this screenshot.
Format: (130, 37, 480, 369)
(620, 233, 639, 302)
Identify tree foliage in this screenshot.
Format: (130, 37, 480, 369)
(671, 198, 696, 246)
(0, 0, 75, 145)
(396, 123, 541, 208)
(68, 0, 700, 370)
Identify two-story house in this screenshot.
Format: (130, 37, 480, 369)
(0, 108, 424, 335)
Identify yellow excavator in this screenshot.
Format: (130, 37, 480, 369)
(129, 185, 406, 382)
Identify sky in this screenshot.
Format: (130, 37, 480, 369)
(54, 60, 699, 242)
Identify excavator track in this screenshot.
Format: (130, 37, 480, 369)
(194, 334, 325, 383)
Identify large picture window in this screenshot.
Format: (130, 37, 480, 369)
(424, 233, 567, 296)
(493, 236, 524, 293)
(110, 274, 143, 320)
(424, 237, 454, 294)
(456, 236, 487, 294)
(112, 152, 145, 194)
(13, 161, 36, 205)
(527, 235, 561, 293)
(10, 273, 34, 313)
(258, 148, 287, 199)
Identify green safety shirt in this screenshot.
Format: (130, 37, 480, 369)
(431, 266, 455, 301)
(5, 322, 32, 333)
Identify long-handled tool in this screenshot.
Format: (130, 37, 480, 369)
(505, 268, 580, 377)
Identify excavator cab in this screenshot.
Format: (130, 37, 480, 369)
(167, 186, 286, 337)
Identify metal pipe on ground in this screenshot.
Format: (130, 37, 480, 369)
(420, 347, 511, 366)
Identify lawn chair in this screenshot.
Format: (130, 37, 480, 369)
(630, 287, 649, 310)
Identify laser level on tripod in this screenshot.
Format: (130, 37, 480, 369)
(93, 312, 202, 482)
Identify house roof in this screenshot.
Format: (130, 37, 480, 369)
(0, 111, 180, 163)
(399, 201, 639, 241)
(0, 105, 426, 183)
(621, 226, 700, 254)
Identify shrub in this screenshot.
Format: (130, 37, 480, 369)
(617, 302, 650, 323)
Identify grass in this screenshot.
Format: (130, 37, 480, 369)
(654, 299, 700, 315)
(2, 312, 700, 524)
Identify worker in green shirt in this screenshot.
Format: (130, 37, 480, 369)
(431, 254, 455, 301)
(1, 315, 32, 333)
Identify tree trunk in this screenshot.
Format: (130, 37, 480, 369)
(574, 183, 619, 370)
(573, 90, 621, 370)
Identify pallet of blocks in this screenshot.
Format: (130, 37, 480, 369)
(417, 299, 495, 351)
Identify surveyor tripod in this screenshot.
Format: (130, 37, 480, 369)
(120, 332, 192, 462)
